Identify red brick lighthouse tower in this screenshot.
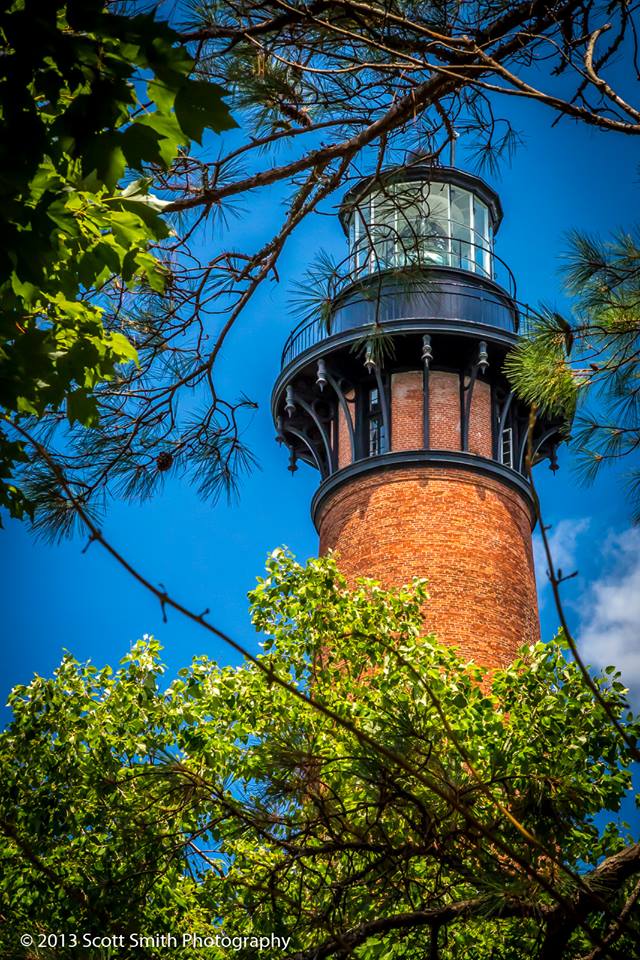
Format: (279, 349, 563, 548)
(272, 161, 562, 671)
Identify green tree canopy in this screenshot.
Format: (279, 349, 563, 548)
(0, 0, 235, 524)
(506, 228, 640, 518)
(1, 551, 638, 959)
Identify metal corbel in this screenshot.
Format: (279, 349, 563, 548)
(518, 422, 563, 474)
(516, 423, 530, 474)
(494, 390, 514, 460)
(461, 341, 488, 452)
(285, 384, 296, 418)
(531, 426, 562, 469)
(373, 365, 391, 453)
(422, 335, 432, 448)
(323, 368, 357, 463)
(289, 391, 333, 476)
(281, 425, 327, 478)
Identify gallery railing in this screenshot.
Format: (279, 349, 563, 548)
(281, 268, 537, 369)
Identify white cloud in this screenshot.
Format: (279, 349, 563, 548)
(533, 518, 590, 607)
(579, 528, 640, 700)
(532, 518, 640, 700)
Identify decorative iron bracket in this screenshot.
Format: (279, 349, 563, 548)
(282, 425, 327, 478)
(495, 390, 514, 462)
(373, 365, 391, 453)
(324, 368, 357, 463)
(289, 389, 333, 476)
(461, 342, 488, 452)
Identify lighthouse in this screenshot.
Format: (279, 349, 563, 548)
(271, 161, 562, 671)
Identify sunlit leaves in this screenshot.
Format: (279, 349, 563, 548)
(0, 0, 236, 524)
(1, 552, 639, 957)
(505, 309, 580, 418)
(508, 229, 640, 517)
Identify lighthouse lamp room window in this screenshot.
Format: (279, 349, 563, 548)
(348, 179, 494, 278)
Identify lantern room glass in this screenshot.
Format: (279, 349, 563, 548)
(348, 181, 494, 280)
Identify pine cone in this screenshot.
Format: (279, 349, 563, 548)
(156, 451, 173, 472)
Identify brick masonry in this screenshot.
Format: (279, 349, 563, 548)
(429, 370, 461, 449)
(467, 379, 492, 458)
(391, 371, 424, 450)
(336, 368, 492, 464)
(337, 389, 355, 469)
(318, 367, 537, 670)
(317, 466, 539, 671)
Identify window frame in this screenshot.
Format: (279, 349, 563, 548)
(347, 180, 495, 280)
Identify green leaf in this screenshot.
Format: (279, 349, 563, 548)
(81, 133, 127, 190)
(127, 113, 184, 169)
(66, 389, 99, 427)
(109, 331, 138, 365)
(174, 80, 237, 143)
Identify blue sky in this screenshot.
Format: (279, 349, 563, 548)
(2, 94, 640, 723)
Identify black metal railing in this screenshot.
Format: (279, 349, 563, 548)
(349, 221, 517, 300)
(281, 274, 537, 369)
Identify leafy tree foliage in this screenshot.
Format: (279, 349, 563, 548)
(1, 552, 639, 959)
(0, 0, 234, 524)
(506, 229, 640, 518)
(4, 0, 640, 535)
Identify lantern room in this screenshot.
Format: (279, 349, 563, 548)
(343, 168, 499, 281)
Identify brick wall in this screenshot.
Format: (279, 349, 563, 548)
(468, 379, 493, 457)
(336, 371, 493, 463)
(429, 371, 461, 449)
(317, 465, 539, 670)
(337, 389, 355, 469)
(391, 371, 424, 450)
